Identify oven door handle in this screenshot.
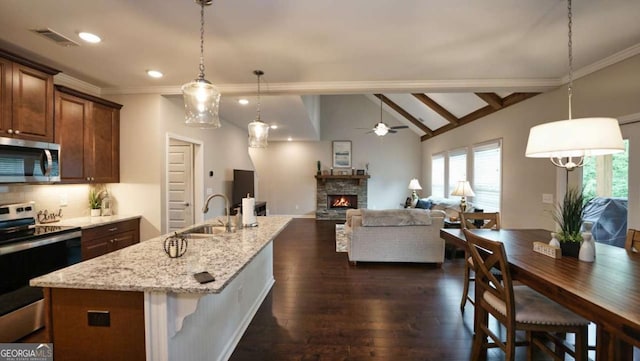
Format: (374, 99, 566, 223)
(41, 149, 53, 176)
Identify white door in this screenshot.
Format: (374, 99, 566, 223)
(168, 141, 194, 232)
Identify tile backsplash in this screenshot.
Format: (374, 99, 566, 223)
(0, 184, 105, 220)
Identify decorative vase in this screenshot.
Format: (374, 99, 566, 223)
(90, 209, 101, 217)
(549, 232, 560, 248)
(579, 231, 596, 262)
(560, 241, 581, 258)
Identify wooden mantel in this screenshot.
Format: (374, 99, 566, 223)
(315, 174, 370, 186)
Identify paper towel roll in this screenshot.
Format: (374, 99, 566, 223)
(242, 197, 256, 226)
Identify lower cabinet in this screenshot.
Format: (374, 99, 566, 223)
(81, 218, 140, 261)
(49, 288, 145, 361)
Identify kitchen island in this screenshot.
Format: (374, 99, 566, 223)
(31, 216, 291, 361)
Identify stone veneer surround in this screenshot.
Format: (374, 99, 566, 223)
(316, 176, 368, 220)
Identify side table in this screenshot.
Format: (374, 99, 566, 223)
(443, 219, 464, 259)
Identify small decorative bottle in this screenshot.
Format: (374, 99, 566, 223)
(101, 191, 112, 216)
(579, 222, 595, 262)
(549, 232, 560, 248)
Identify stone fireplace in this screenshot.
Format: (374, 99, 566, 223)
(316, 175, 369, 220)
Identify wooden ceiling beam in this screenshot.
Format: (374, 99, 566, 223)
(412, 93, 459, 125)
(374, 94, 433, 136)
(420, 92, 541, 142)
(475, 93, 503, 110)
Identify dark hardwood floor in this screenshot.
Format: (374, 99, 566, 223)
(229, 219, 593, 361)
(15, 218, 635, 359)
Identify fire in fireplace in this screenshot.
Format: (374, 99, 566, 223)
(328, 195, 357, 209)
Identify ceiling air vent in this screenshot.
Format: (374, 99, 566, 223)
(30, 28, 79, 47)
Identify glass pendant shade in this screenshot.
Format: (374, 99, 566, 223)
(182, 78, 221, 128)
(248, 119, 269, 148)
(248, 70, 269, 148)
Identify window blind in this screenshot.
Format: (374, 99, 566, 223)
(472, 141, 501, 211)
(431, 154, 445, 198)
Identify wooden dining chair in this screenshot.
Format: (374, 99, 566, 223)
(625, 228, 640, 252)
(459, 212, 501, 313)
(464, 229, 589, 361)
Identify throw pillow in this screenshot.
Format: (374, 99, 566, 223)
(415, 199, 432, 209)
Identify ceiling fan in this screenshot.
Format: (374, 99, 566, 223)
(364, 97, 409, 136)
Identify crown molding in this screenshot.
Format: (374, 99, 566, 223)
(101, 78, 559, 96)
(619, 112, 640, 125)
(53, 73, 101, 96)
(561, 42, 640, 84)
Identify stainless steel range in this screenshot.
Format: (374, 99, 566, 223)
(0, 202, 81, 342)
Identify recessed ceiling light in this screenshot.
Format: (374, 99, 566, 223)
(78, 32, 101, 43)
(238, 99, 249, 105)
(287, 137, 292, 141)
(270, 125, 278, 129)
(146, 70, 164, 78)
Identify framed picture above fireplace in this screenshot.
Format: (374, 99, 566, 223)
(332, 140, 352, 168)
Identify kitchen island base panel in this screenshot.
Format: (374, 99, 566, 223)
(145, 242, 274, 361)
(50, 288, 145, 361)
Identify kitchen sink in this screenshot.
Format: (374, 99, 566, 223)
(182, 224, 231, 237)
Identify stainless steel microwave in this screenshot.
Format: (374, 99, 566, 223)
(0, 137, 60, 183)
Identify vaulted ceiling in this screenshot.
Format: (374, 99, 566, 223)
(1, 1, 639, 141)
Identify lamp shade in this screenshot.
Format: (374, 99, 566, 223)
(525, 117, 624, 158)
(408, 178, 422, 190)
(182, 79, 221, 128)
(451, 180, 475, 197)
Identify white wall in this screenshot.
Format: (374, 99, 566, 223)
(421, 54, 640, 229)
(252, 94, 422, 216)
(107, 93, 254, 240)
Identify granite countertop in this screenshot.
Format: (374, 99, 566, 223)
(30, 216, 292, 294)
(55, 214, 142, 229)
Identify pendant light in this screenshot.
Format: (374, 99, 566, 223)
(182, 0, 221, 128)
(525, 0, 623, 170)
(248, 70, 270, 148)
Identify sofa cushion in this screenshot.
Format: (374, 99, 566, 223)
(415, 199, 432, 209)
(361, 209, 433, 227)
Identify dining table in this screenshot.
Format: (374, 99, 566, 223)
(440, 228, 640, 360)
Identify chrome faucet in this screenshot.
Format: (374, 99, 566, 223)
(202, 193, 232, 232)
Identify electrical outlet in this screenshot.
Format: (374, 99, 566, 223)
(542, 193, 554, 204)
(206, 188, 213, 195)
(59, 193, 68, 207)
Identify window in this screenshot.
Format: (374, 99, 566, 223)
(430, 140, 502, 212)
(431, 154, 445, 198)
(472, 141, 501, 212)
(448, 148, 467, 198)
(582, 139, 629, 199)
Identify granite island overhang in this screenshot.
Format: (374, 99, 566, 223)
(31, 216, 292, 361)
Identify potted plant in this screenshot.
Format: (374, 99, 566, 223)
(89, 188, 102, 217)
(552, 187, 587, 257)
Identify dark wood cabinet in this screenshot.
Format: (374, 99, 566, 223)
(81, 218, 140, 261)
(0, 51, 58, 142)
(55, 86, 122, 183)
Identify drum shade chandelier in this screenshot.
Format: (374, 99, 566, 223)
(182, 0, 221, 128)
(248, 70, 270, 148)
(525, 0, 623, 170)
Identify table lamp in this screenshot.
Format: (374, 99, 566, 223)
(408, 178, 422, 203)
(451, 180, 475, 213)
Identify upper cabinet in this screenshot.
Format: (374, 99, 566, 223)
(55, 86, 122, 183)
(0, 50, 59, 143)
